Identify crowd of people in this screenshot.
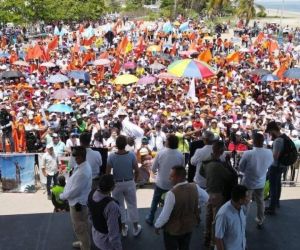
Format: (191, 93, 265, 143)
(0, 15, 300, 250)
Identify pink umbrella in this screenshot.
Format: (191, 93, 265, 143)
(178, 50, 198, 57)
(51, 89, 75, 99)
(157, 72, 181, 80)
(93, 59, 111, 66)
(138, 75, 157, 85)
(123, 61, 136, 69)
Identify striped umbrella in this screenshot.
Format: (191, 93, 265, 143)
(168, 59, 215, 79)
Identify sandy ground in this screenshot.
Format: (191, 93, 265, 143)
(255, 8, 300, 27)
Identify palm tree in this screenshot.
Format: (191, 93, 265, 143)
(207, 0, 231, 15)
(236, 0, 256, 26)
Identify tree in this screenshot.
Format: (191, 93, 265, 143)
(207, 0, 231, 15)
(236, 0, 256, 26)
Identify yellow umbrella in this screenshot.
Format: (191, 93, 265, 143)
(114, 74, 139, 85)
(147, 45, 161, 53)
(173, 21, 180, 26)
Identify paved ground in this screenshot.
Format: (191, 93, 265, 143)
(0, 185, 300, 250)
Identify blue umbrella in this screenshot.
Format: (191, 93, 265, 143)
(47, 74, 69, 83)
(68, 70, 90, 82)
(48, 104, 73, 113)
(163, 22, 174, 33)
(179, 21, 190, 32)
(261, 74, 279, 82)
(283, 68, 300, 79)
(0, 52, 10, 58)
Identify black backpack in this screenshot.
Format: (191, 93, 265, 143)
(278, 134, 298, 166)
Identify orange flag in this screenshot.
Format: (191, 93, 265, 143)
(268, 40, 279, 53)
(226, 51, 240, 63)
(48, 36, 59, 51)
(9, 51, 18, 64)
(254, 32, 264, 45)
(83, 36, 95, 46)
(188, 42, 197, 51)
(112, 58, 121, 74)
(198, 49, 212, 63)
(276, 65, 287, 79)
(170, 43, 177, 56)
(117, 37, 128, 55)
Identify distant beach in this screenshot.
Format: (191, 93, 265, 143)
(253, 8, 300, 27)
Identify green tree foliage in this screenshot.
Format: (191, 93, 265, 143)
(0, 0, 106, 24)
(236, 0, 256, 25)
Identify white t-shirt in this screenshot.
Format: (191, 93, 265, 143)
(41, 152, 58, 176)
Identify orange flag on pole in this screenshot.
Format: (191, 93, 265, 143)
(198, 49, 212, 63)
(48, 36, 59, 51)
(268, 40, 279, 53)
(226, 51, 240, 63)
(112, 58, 121, 74)
(276, 65, 287, 79)
(117, 37, 128, 55)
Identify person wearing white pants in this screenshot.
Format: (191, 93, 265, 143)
(106, 135, 142, 237)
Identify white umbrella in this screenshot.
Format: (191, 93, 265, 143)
(41, 62, 56, 68)
(13, 60, 29, 67)
(93, 59, 111, 66)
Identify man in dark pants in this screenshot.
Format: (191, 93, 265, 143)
(154, 166, 208, 250)
(188, 137, 204, 182)
(265, 121, 286, 215)
(146, 135, 184, 226)
(0, 106, 14, 153)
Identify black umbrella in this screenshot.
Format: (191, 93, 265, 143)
(250, 68, 271, 76)
(1, 70, 24, 79)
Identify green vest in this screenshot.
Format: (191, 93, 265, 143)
(51, 185, 64, 204)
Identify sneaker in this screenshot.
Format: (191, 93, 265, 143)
(121, 225, 129, 237)
(72, 241, 82, 248)
(133, 224, 142, 237)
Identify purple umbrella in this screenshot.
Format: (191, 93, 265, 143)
(138, 75, 157, 85)
(123, 61, 136, 70)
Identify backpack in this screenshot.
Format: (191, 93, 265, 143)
(278, 134, 298, 166)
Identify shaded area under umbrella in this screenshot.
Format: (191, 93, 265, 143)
(138, 75, 156, 85)
(283, 68, 300, 79)
(51, 89, 75, 100)
(48, 104, 73, 113)
(1, 71, 24, 79)
(261, 74, 279, 82)
(250, 68, 271, 76)
(68, 70, 90, 82)
(47, 74, 69, 83)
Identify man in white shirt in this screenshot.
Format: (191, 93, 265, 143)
(65, 133, 80, 153)
(41, 144, 59, 199)
(60, 146, 92, 250)
(148, 123, 166, 152)
(191, 130, 215, 188)
(146, 134, 184, 226)
(239, 133, 273, 228)
(154, 166, 208, 249)
(215, 185, 250, 250)
(69, 132, 102, 189)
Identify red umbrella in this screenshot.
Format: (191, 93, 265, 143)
(51, 89, 75, 99)
(123, 61, 136, 70)
(137, 75, 156, 85)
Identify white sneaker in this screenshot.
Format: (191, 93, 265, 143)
(121, 225, 129, 237)
(133, 224, 142, 237)
(72, 241, 82, 248)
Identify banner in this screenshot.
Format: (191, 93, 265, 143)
(0, 154, 36, 193)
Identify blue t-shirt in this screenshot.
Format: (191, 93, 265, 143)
(107, 151, 137, 180)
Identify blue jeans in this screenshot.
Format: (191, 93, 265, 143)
(269, 167, 284, 210)
(147, 185, 168, 222)
(47, 173, 58, 196)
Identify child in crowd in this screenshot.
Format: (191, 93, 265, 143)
(51, 175, 69, 212)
